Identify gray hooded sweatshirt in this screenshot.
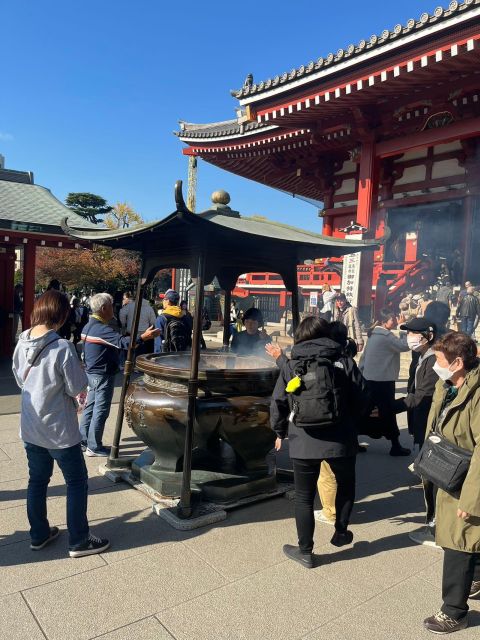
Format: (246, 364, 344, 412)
(12, 329, 88, 449)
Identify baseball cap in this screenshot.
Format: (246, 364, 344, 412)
(399, 317, 437, 333)
(164, 289, 180, 303)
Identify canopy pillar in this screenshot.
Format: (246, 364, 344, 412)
(22, 242, 36, 332)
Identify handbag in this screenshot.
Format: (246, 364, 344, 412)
(413, 421, 472, 499)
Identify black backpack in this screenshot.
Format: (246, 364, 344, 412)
(163, 316, 190, 352)
(288, 356, 345, 428)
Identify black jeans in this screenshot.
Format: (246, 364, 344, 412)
(365, 380, 400, 440)
(442, 548, 480, 620)
(292, 456, 356, 554)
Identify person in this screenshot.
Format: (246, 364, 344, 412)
(456, 286, 480, 338)
(417, 293, 431, 318)
(436, 281, 454, 312)
(12, 290, 110, 558)
(319, 284, 336, 322)
(119, 292, 157, 355)
(13, 283, 23, 342)
(333, 293, 364, 352)
(80, 293, 159, 456)
(154, 289, 191, 353)
(271, 315, 368, 568)
(229, 301, 239, 337)
(231, 307, 271, 356)
(71, 298, 88, 345)
(359, 309, 411, 456)
(422, 332, 480, 634)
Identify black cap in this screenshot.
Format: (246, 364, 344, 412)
(399, 317, 437, 333)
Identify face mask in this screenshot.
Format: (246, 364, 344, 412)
(433, 360, 457, 381)
(407, 334, 425, 352)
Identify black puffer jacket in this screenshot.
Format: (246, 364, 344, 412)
(270, 337, 368, 459)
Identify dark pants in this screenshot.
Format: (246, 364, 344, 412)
(24, 442, 89, 547)
(442, 548, 480, 620)
(423, 478, 437, 526)
(363, 380, 400, 441)
(460, 317, 475, 337)
(292, 456, 356, 553)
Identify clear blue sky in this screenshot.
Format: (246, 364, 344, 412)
(1, 0, 440, 231)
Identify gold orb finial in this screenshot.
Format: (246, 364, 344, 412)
(211, 189, 231, 205)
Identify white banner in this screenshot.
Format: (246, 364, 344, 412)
(342, 233, 363, 307)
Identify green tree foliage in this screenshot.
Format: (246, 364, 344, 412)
(65, 192, 113, 224)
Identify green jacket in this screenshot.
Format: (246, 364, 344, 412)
(426, 364, 480, 552)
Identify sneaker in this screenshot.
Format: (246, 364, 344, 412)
(81, 441, 87, 452)
(314, 510, 335, 526)
(30, 526, 60, 550)
(69, 534, 110, 558)
(85, 446, 111, 457)
(330, 530, 353, 547)
(423, 611, 468, 634)
(409, 527, 440, 549)
(282, 544, 313, 568)
(469, 580, 480, 599)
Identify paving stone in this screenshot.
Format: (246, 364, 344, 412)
(0, 536, 105, 596)
(94, 617, 174, 639)
(0, 447, 10, 461)
(23, 543, 226, 640)
(0, 592, 45, 640)
(303, 574, 480, 640)
(158, 560, 361, 640)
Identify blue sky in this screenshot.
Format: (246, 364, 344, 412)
(1, 0, 440, 231)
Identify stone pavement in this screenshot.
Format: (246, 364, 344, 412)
(1, 363, 480, 639)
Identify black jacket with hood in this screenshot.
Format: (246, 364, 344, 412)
(270, 337, 368, 459)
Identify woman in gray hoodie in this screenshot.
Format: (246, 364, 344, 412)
(12, 290, 110, 558)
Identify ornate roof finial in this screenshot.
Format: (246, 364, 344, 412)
(211, 189, 231, 205)
(243, 73, 253, 88)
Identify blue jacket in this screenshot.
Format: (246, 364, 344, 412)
(82, 317, 132, 375)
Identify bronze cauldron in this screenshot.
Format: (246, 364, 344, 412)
(125, 352, 279, 501)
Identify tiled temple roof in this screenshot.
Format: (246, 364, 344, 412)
(176, 118, 272, 140)
(231, 0, 479, 100)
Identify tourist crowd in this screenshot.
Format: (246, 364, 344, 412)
(10, 281, 480, 634)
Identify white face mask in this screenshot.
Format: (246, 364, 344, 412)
(432, 360, 457, 381)
(407, 334, 425, 352)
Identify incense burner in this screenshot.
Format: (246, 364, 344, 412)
(125, 352, 279, 500)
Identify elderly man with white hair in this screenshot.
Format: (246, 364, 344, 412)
(79, 293, 159, 456)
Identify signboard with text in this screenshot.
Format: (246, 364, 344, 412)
(342, 233, 363, 307)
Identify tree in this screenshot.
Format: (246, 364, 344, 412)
(104, 202, 143, 230)
(65, 193, 113, 224)
(36, 245, 140, 292)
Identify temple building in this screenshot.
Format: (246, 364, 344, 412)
(177, 0, 480, 319)
(0, 158, 92, 357)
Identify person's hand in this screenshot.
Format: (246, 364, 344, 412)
(357, 343, 364, 352)
(457, 509, 470, 520)
(265, 343, 282, 360)
(141, 325, 161, 341)
(370, 407, 379, 418)
(275, 437, 283, 451)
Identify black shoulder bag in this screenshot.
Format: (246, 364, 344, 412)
(413, 392, 472, 498)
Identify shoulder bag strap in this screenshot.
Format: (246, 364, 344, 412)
(23, 336, 60, 382)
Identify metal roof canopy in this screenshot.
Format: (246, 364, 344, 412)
(62, 181, 379, 291)
(63, 180, 380, 520)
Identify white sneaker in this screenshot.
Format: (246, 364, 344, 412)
(314, 510, 335, 526)
(408, 527, 440, 548)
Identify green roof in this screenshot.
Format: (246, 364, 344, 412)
(0, 180, 97, 235)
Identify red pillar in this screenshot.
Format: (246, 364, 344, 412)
(0, 246, 16, 356)
(322, 215, 333, 236)
(356, 140, 379, 316)
(22, 242, 36, 331)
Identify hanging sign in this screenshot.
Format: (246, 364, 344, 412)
(342, 233, 363, 307)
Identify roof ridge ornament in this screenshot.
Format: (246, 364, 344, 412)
(175, 180, 193, 214)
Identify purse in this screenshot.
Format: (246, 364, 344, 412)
(413, 391, 472, 498)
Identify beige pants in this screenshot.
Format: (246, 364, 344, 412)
(318, 461, 337, 521)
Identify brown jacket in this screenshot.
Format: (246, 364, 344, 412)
(427, 365, 480, 552)
(334, 305, 364, 348)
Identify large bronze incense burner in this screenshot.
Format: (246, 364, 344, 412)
(63, 182, 379, 517)
(125, 352, 279, 501)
